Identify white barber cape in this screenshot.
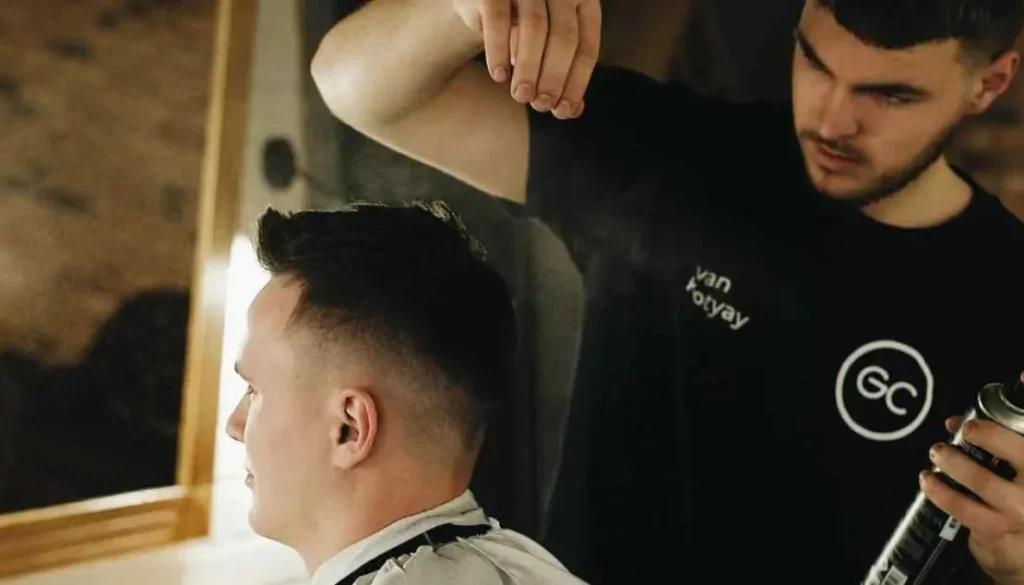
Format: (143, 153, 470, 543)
(310, 490, 589, 585)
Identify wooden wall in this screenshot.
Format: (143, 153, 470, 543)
(0, 0, 213, 365)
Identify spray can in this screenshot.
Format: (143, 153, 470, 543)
(862, 377, 1024, 585)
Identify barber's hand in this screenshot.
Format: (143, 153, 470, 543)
(923, 374, 1024, 585)
(453, 0, 601, 119)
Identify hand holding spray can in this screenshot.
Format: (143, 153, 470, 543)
(862, 375, 1024, 585)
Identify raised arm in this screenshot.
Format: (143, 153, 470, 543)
(310, 0, 790, 278)
(310, 0, 601, 204)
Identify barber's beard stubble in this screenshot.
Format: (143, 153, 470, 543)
(800, 121, 959, 209)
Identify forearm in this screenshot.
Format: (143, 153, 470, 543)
(311, 0, 483, 127)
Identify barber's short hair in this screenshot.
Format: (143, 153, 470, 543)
(817, 0, 1024, 61)
(254, 200, 518, 450)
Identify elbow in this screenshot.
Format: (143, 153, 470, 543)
(310, 38, 374, 127)
(310, 35, 340, 93)
(310, 40, 351, 120)
(309, 39, 330, 89)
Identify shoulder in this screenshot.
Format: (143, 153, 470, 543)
(957, 185, 1024, 315)
(367, 529, 586, 585)
(526, 63, 797, 199)
(527, 64, 789, 143)
(988, 195, 1023, 232)
(966, 186, 1024, 246)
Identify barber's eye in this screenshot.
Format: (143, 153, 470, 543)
(879, 93, 912, 106)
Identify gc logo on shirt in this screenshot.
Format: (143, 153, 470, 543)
(835, 340, 934, 442)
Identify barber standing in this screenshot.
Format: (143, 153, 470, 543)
(310, 0, 1024, 582)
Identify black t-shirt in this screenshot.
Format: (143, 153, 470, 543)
(527, 66, 1024, 583)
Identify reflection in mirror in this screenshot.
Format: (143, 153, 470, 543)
(0, 0, 214, 515)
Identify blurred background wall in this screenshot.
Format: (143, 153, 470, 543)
(0, 0, 212, 364)
(0, 0, 213, 515)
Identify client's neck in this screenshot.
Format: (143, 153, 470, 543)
(297, 462, 470, 575)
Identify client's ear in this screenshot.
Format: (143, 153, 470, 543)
(330, 388, 377, 469)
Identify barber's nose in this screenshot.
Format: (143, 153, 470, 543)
(818, 89, 859, 140)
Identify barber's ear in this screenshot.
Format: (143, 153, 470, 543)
(330, 388, 377, 469)
(966, 50, 1019, 115)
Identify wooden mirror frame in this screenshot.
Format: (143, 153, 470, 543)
(0, 0, 257, 578)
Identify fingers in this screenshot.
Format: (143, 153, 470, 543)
(480, 0, 512, 82)
(552, 0, 599, 119)
(960, 418, 1024, 475)
(510, 24, 519, 67)
(927, 443, 1024, 532)
(921, 470, 1014, 538)
(494, 0, 601, 118)
(945, 416, 961, 434)
(531, 0, 577, 112)
(509, 0, 546, 104)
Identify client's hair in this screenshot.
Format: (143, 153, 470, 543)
(254, 200, 518, 452)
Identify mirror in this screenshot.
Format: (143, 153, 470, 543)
(0, 0, 255, 578)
